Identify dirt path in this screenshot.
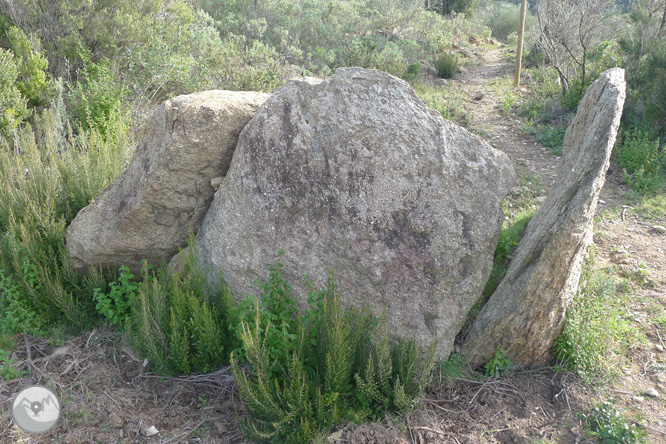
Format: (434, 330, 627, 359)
(457, 48, 560, 191)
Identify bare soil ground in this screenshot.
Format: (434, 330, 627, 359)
(2, 46, 666, 444)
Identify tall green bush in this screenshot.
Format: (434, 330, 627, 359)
(68, 61, 128, 139)
(0, 48, 30, 139)
(618, 11, 666, 130)
(0, 102, 133, 330)
(232, 257, 435, 444)
(6, 26, 52, 107)
(434, 52, 459, 78)
(125, 240, 235, 376)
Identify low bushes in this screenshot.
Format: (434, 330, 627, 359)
(0, 102, 134, 334)
(231, 258, 436, 443)
(434, 51, 459, 79)
(555, 257, 645, 383)
(124, 242, 236, 376)
(617, 124, 666, 195)
(88, 250, 437, 442)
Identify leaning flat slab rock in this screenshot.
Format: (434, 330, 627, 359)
(461, 68, 626, 368)
(66, 90, 268, 274)
(197, 68, 515, 359)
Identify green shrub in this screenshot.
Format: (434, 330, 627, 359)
(0, 103, 133, 331)
(501, 90, 517, 117)
(536, 124, 567, 156)
(371, 41, 408, 77)
(0, 48, 31, 139)
(68, 61, 128, 139)
(355, 321, 435, 417)
(402, 63, 422, 83)
(6, 26, 52, 107)
(484, 346, 514, 377)
(555, 262, 644, 382)
(520, 66, 563, 122)
(580, 399, 646, 443)
(230, 254, 300, 370)
(617, 125, 666, 194)
(437, 0, 480, 17)
(481, 209, 533, 298)
(1, 348, 29, 379)
(434, 52, 459, 79)
(231, 257, 435, 444)
(125, 239, 235, 376)
(0, 266, 46, 336)
(435, 353, 467, 385)
(94, 265, 140, 326)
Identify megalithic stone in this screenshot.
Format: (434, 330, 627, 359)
(66, 91, 268, 275)
(196, 68, 516, 361)
(460, 68, 626, 368)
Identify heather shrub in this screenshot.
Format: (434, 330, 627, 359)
(125, 239, 236, 376)
(0, 101, 133, 330)
(617, 125, 666, 194)
(232, 255, 436, 444)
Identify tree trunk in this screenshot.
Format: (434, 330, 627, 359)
(460, 69, 627, 369)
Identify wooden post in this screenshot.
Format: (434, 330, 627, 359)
(514, 0, 528, 87)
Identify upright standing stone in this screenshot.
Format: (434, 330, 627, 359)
(197, 68, 515, 360)
(460, 68, 626, 368)
(66, 90, 268, 274)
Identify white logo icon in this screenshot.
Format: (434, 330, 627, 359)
(12, 386, 61, 434)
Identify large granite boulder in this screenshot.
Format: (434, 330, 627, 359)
(66, 90, 268, 274)
(197, 68, 516, 359)
(460, 68, 626, 368)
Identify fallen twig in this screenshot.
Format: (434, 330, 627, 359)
(23, 335, 51, 385)
(104, 390, 122, 410)
(409, 426, 446, 436)
(656, 330, 666, 351)
(159, 419, 206, 444)
(642, 424, 666, 436)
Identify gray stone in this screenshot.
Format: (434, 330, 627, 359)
(197, 68, 515, 359)
(460, 68, 626, 368)
(645, 387, 659, 398)
(653, 225, 666, 234)
(66, 90, 268, 274)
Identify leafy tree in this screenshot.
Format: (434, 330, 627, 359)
(0, 48, 30, 139)
(6, 26, 51, 107)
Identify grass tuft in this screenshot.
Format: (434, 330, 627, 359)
(555, 259, 645, 383)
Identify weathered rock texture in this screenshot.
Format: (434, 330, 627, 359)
(66, 90, 268, 273)
(197, 68, 515, 359)
(460, 68, 626, 368)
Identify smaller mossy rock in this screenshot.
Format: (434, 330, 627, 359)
(66, 90, 268, 274)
